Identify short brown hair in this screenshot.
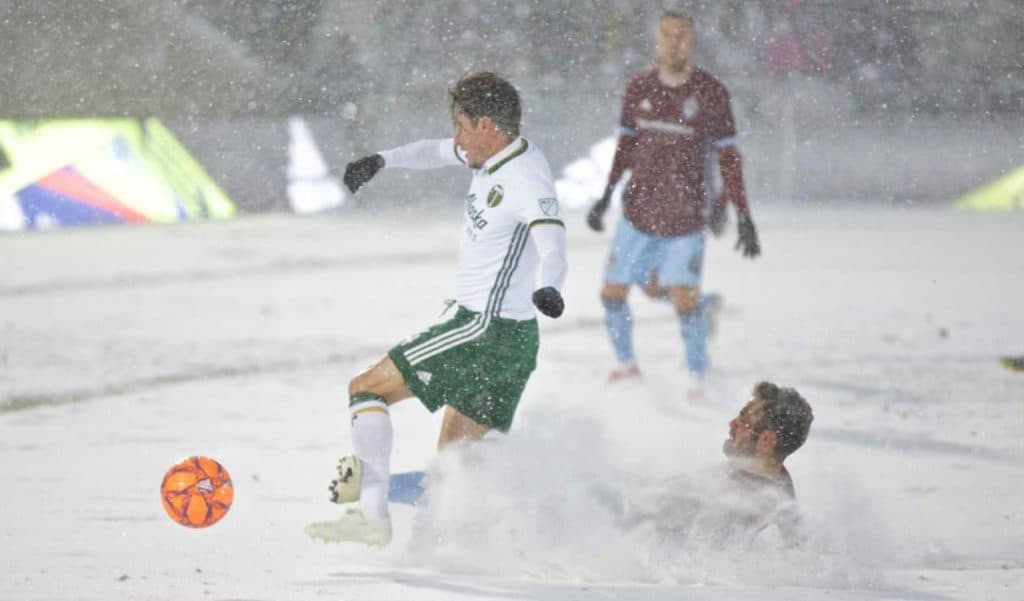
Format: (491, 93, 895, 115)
(449, 72, 521, 137)
(753, 381, 813, 459)
(661, 9, 694, 25)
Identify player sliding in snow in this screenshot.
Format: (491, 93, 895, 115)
(624, 381, 813, 548)
(306, 72, 568, 546)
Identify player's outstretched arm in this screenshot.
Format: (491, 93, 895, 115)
(343, 154, 384, 193)
(530, 223, 567, 318)
(346, 139, 465, 194)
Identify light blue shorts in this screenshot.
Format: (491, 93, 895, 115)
(604, 218, 705, 288)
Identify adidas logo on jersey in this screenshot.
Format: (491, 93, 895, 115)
(417, 371, 433, 385)
(638, 98, 653, 111)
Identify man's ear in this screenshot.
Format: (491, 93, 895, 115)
(756, 429, 777, 458)
(477, 115, 495, 132)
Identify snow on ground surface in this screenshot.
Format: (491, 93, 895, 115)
(1, 205, 1022, 601)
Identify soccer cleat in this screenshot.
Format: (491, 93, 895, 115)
(304, 508, 392, 546)
(608, 363, 641, 382)
(329, 455, 362, 504)
(1001, 355, 1024, 372)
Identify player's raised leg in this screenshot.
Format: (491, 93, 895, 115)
(306, 356, 411, 545)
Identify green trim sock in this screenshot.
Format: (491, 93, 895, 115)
(349, 393, 392, 520)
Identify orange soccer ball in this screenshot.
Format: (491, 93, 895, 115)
(160, 456, 234, 528)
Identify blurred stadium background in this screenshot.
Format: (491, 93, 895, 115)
(1, 0, 1021, 222)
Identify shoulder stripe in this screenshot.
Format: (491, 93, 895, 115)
(529, 219, 564, 229)
(486, 139, 529, 175)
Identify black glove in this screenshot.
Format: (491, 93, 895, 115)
(586, 187, 613, 232)
(532, 287, 564, 318)
(736, 214, 761, 258)
(707, 197, 727, 237)
(343, 154, 385, 194)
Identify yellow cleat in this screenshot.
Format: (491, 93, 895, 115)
(1001, 355, 1024, 373)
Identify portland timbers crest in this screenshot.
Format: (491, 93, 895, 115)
(486, 185, 504, 207)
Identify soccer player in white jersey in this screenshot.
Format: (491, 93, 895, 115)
(306, 72, 568, 546)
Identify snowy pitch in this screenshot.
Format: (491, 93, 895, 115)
(1, 206, 1021, 600)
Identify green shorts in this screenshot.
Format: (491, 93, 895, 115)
(388, 306, 539, 432)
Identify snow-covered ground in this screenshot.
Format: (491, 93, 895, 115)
(2, 205, 1022, 600)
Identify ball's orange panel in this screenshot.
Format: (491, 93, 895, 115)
(212, 483, 234, 506)
(164, 493, 186, 514)
(161, 456, 233, 527)
(208, 505, 228, 524)
(185, 495, 209, 527)
(162, 469, 198, 493)
(161, 497, 178, 520)
(197, 456, 220, 478)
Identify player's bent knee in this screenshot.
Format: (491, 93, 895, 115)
(669, 286, 700, 313)
(348, 357, 392, 398)
(348, 356, 413, 404)
(601, 283, 630, 304)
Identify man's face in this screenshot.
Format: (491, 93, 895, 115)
(655, 16, 696, 70)
(452, 109, 490, 169)
(724, 398, 766, 457)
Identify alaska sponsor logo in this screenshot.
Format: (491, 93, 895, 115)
(486, 185, 504, 207)
(539, 197, 559, 216)
(465, 194, 488, 230)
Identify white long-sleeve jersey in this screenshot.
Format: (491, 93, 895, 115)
(378, 137, 567, 320)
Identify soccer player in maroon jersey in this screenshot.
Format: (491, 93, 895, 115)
(587, 10, 760, 392)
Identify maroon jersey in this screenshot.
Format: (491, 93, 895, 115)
(607, 68, 738, 236)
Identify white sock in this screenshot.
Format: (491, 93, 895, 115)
(349, 396, 392, 520)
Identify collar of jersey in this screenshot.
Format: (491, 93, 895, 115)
(482, 137, 528, 175)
